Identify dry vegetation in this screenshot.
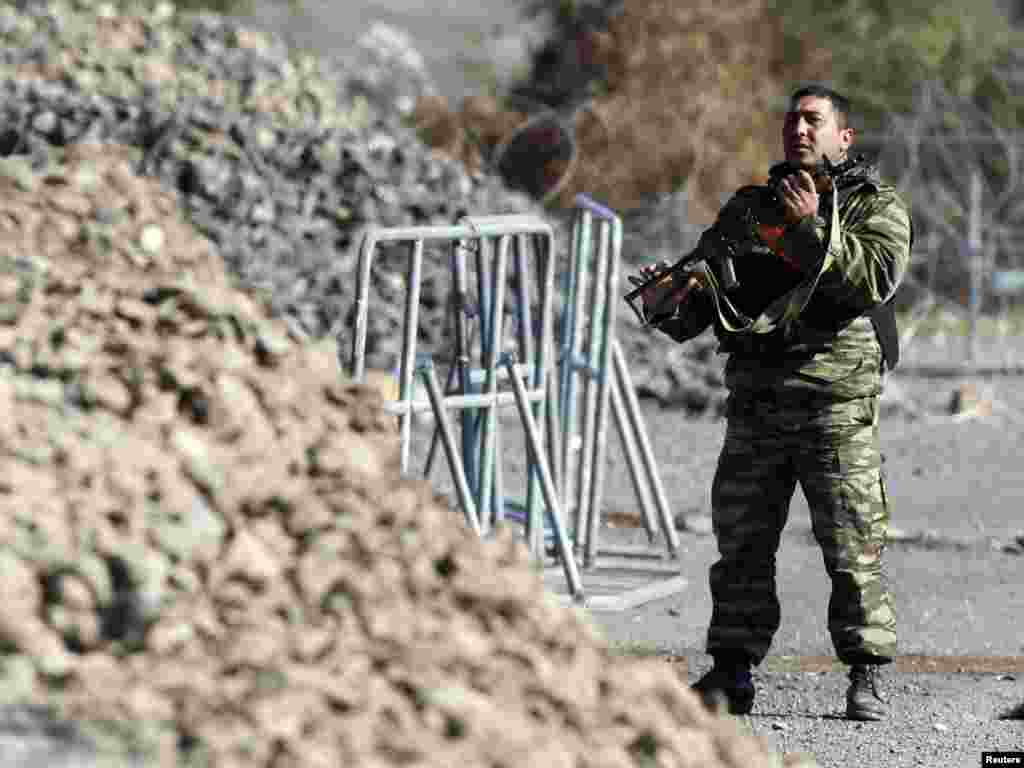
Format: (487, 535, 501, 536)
(413, 0, 829, 223)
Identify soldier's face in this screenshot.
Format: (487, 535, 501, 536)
(782, 95, 854, 169)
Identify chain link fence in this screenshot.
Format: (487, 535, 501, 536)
(861, 81, 1024, 371)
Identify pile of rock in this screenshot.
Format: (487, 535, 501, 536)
(0, 0, 540, 372)
(0, 142, 801, 766)
(0, 0, 736, 413)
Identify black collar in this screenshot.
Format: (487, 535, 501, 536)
(768, 154, 878, 190)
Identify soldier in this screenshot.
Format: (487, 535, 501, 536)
(636, 84, 912, 720)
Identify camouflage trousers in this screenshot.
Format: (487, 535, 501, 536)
(706, 392, 897, 666)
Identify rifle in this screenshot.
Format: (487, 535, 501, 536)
(622, 228, 737, 326)
(623, 154, 857, 327)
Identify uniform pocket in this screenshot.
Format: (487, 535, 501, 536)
(851, 396, 878, 428)
(836, 406, 878, 471)
(793, 354, 866, 387)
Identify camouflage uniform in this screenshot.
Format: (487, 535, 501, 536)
(656, 158, 912, 665)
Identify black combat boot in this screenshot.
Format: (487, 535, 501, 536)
(1000, 701, 1024, 720)
(692, 652, 755, 715)
(845, 663, 890, 720)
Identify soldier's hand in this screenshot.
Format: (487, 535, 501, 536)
(629, 261, 704, 318)
(632, 261, 669, 306)
(778, 170, 818, 225)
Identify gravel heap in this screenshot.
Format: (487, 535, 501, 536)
(0, 0, 542, 371)
(0, 142, 804, 767)
(0, 0, 737, 413)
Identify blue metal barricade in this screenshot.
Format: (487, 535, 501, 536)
(561, 194, 680, 567)
(347, 202, 683, 600)
(347, 215, 582, 590)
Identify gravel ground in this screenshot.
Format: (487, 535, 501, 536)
(403, 335, 1024, 768)
(270, 4, 1024, 761)
(18, 2, 1015, 765)
(711, 664, 1023, 768)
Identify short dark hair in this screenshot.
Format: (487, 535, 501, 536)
(789, 85, 852, 130)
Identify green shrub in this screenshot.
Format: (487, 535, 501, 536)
(769, 0, 1024, 131)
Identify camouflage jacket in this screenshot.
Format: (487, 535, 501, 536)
(658, 156, 913, 401)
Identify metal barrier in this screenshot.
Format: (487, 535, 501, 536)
(349, 217, 556, 476)
(347, 204, 682, 604)
(454, 216, 562, 553)
(348, 215, 569, 561)
(416, 352, 583, 600)
(561, 194, 680, 568)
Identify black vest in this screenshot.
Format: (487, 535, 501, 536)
(717, 169, 903, 371)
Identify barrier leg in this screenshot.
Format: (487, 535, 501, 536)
(450, 240, 479, 497)
(581, 218, 611, 568)
(564, 214, 590, 551)
(502, 353, 584, 602)
(612, 339, 680, 555)
(609, 372, 659, 543)
(417, 356, 482, 536)
(475, 235, 510, 541)
(397, 239, 425, 474)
